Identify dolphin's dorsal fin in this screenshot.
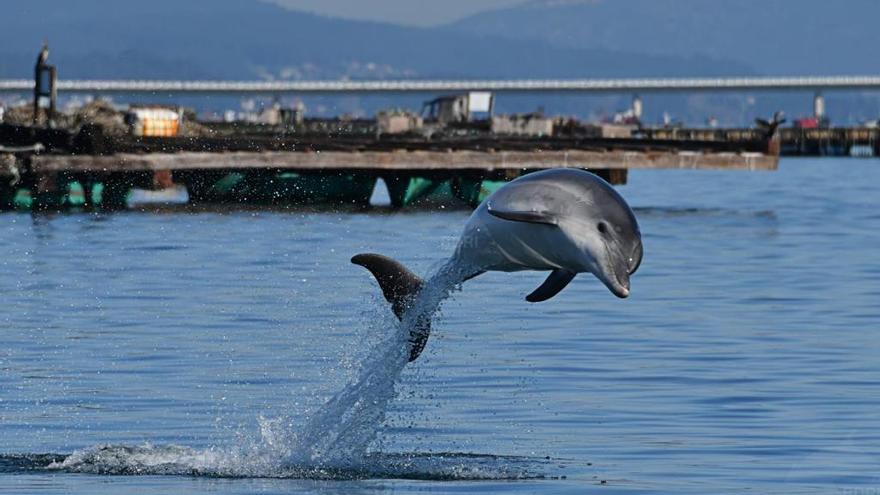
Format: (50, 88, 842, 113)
(526, 269, 576, 303)
(487, 204, 558, 226)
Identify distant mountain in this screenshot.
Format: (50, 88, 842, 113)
(447, 0, 880, 75)
(0, 0, 751, 81)
(2, 0, 876, 124)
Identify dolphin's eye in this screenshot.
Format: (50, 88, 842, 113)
(597, 222, 608, 234)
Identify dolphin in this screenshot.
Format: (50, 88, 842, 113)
(352, 168, 643, 362)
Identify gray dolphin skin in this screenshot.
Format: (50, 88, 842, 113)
(353, 168, 643, 361)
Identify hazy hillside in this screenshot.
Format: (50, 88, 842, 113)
(0, 0, 751, 80)
(448, 0, 879, 75)
(2, 0, 877, 124)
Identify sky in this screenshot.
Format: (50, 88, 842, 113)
(268, 0, 526, 27)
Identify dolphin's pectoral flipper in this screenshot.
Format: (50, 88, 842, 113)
(487, 204, 558, 226)
(351, 253, 431, 361)
(526, 269, 577, 303)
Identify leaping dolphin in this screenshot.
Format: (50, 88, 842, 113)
(353, 168, 643, 362)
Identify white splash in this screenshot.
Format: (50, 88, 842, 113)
(53, 260, 492, 479)
(283, 258, 476, 468)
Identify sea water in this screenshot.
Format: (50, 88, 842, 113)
(1, 158, 879, 494)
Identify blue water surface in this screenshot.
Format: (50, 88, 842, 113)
(1, 158, 879, 494)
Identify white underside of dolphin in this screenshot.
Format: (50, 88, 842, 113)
(353, 168, 643, 361)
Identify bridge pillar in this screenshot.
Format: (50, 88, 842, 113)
(632, 95, 643, 122)
(814, 93, 826, 121)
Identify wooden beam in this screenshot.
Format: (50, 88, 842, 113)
(31, 149, 778, 173)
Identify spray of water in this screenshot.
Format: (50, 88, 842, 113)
(48, 259, 535, 479)
(283, 258, 477, 468)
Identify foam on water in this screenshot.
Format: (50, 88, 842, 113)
(35, 259, 532, 480)
(35, 446, 553, 480)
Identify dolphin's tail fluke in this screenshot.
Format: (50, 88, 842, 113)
(351, 253, 430, 361)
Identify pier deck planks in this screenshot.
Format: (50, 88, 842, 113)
(30, 149, 777, 173)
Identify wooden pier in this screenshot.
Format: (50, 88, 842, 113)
(0, 121, 777, 211)
(27, 147, 776, 173)
(640, 126, 880, 157)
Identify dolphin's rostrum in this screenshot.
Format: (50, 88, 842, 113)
(353, 168, 643, 362)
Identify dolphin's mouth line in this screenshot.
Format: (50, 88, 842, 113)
(602, 244, 631, 299)
(614, 272, 631, 298)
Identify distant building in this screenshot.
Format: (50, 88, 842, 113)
(376, 110, 423, 135)
(491, 113, 554, 137)
(593, 123, 636, 138)
(422, 92, 494, 124)
(793, 111, 829, 129)
(126, 105, 180, 137)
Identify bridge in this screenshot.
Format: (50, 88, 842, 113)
(2, 76, 880, 94)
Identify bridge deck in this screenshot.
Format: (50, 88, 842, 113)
(3, 76, 880, 94)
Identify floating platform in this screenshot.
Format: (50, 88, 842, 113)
(0, 122, 778, 211)
(641, 126, 880, 157)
